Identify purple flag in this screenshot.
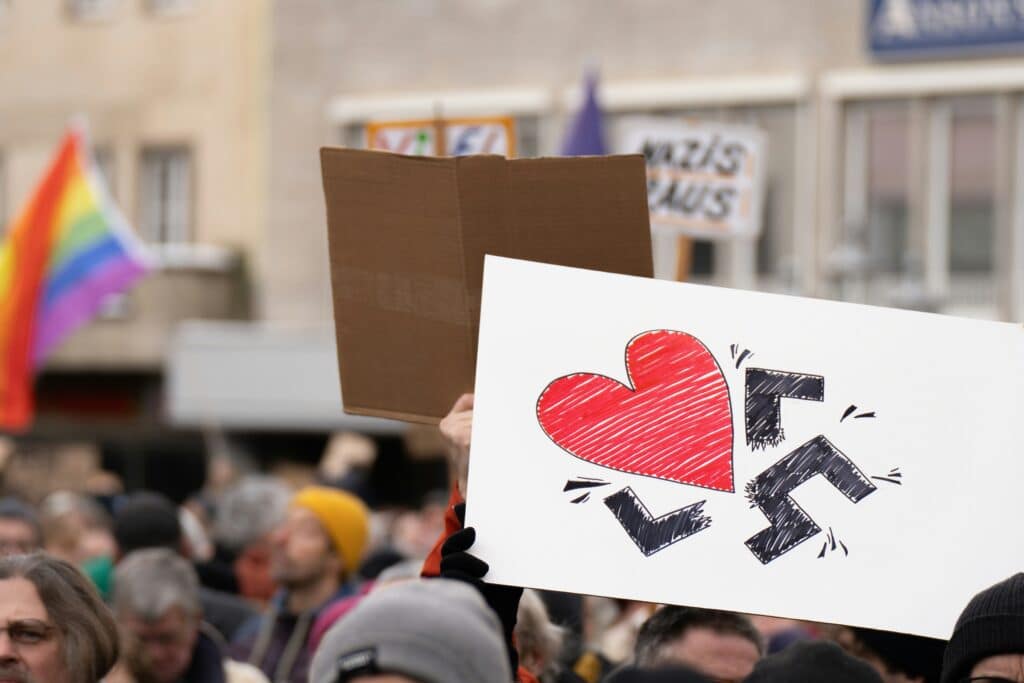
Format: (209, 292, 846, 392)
(560, 71, 606, 156)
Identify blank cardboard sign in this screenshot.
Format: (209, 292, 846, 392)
(320, 148, 653, 423)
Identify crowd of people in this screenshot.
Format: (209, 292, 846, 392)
(0, 394, 1020, 683)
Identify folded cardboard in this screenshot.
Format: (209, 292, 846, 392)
(320, 148, 653, 423)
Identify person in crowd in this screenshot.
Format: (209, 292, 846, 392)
(834, 626, 945, 683)
(631, 606, 763, 681)
(39, 490, 117, 566)
(38, 490, 118, 599)
(309, 577, 512, 683)
(113, 491, 257, 642)
(516, 588, 585, 683)
(0, 552, 119, 683)
(230, 486, 369, 683)
(429, 394, 609, 683)
(569, 599, 655, 682)
(308, 558, 423, 653)
(745, 640, 883, 682)
(941, 572, 1024, 683)
(0, 497, 42, 556)
(211, 476, 292, 604)
(602, 664, 711, 682)
(113, 548, 268, 683)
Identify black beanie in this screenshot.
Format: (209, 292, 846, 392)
(942, 573, 1024, 683)
(852, 627, 946, 683)
(113, 491, 182, 556)
(745, 640, 883, 683)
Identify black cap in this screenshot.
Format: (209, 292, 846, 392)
(942, 573, 1024, 683)
(745, 641, 882, 683)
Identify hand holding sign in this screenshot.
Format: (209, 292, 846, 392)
(440, 393, 474, 496)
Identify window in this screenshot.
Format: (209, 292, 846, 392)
(948, 97, 996, 313)
(67, 0, 117, 21)
(92, 146, 116, 197)
(139, 146, 191, 243)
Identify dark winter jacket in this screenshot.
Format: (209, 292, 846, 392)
(228, 586, 354, 683)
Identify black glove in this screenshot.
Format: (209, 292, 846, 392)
(440, 502, 523, 678)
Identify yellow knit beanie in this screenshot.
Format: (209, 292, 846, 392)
(292, 486, 369, 575)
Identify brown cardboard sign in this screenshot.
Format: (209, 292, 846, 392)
(320, 148, 653, 424)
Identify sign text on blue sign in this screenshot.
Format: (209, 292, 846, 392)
(869, 0, 1024, 58)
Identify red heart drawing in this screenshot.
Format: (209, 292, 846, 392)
(537, 330, 734, 492)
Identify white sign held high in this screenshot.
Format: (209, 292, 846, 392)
(617, 117, 766, 239)
(466, 256, 1024, 639)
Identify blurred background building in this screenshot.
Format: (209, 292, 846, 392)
(2, 0, 1023, 493)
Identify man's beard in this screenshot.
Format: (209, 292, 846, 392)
(273, 557, 332, 591)
(123, 637, 164, 683)
(0, 665, 33, 683)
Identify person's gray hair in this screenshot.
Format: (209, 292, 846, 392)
(0, 552, 119, 683)
(113, 548, 202, 621)
(515, 589, 566, 683)
(375, 558, 424, 585)
(213, 475, 291, 553)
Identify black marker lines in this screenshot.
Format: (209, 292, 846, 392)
(731, 345, 754, 369)
(563, 479, 611, 492)
(745, 368, 825, 450)
(744, 435, 877, 564)
(604, 486, 712, 556)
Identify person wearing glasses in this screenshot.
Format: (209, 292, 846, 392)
(0, 552, 119, 683)
(113, 548, 268, 683)
(942, 573, 1024, 683)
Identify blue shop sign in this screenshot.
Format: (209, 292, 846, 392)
(869, 0, 1024, 58)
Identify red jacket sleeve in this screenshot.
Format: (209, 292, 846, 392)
(421, 485, 464, 577)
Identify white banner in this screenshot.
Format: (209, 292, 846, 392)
(466, 256, 1024, 639)
(617, 117, 766, 239)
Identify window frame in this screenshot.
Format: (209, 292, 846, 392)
(138, 145, 194, 245)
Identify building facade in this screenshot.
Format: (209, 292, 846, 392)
(0, 0, 268, 456)
(5, 0, 1024, 444)
(268, 0, 1024, 325)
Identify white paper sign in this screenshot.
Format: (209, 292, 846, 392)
(466, 256, 1024, 639)
(617, 117, 766, 239)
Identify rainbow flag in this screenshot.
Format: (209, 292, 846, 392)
(0, 127, 152, 431)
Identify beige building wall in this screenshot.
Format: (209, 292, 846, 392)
(0, 0, 270, 367)
(266, 0, 873, 324)
(0, 0, 269, 271)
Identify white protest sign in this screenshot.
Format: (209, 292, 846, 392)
(466, 256, 1024, 639)
(617, 117, 766, 239)
(365, 116, 515, 157)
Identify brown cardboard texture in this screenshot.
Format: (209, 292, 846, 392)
(321, 147, 653, 424)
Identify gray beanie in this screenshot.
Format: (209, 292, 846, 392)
(309, 578, 512, 683)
